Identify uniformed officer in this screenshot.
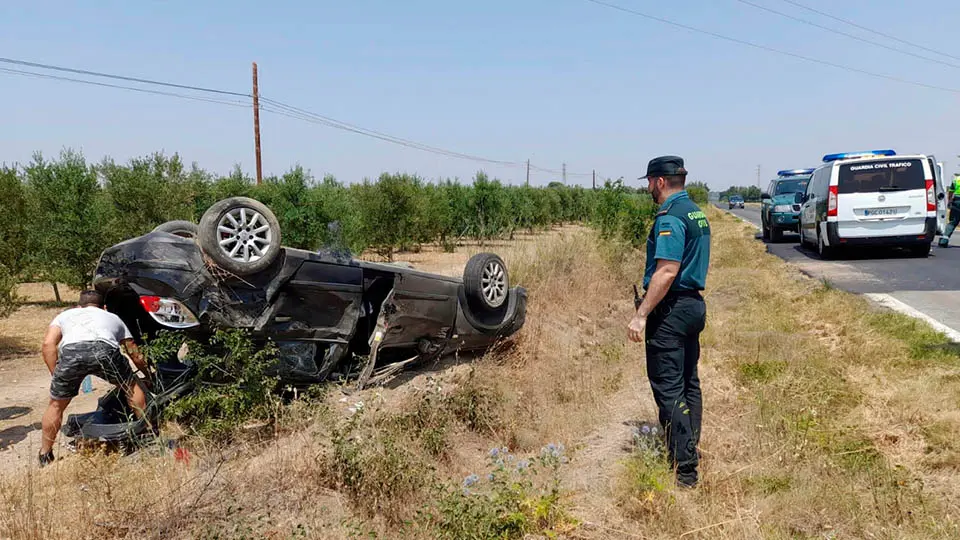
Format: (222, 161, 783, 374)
(627, 155, 710, 488)
(938, 174, 960, 247)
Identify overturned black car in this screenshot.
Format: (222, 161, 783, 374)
(65, 197, 527, 444)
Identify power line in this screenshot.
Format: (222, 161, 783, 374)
(583, 0, 960, 95)
(0, 67, 252, 109)
(0, 57, 250, 97)
(777, 0, 960, 62)
(1, 55, 598, 176)
(529, 163, 592, 177)
(735, 0, 960, 69)
(262, 97, 595, 176)
(259, 99, 525, 167)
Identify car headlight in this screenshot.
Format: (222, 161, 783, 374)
(139, 296, 200, 328)
(773, 205, 793, 213)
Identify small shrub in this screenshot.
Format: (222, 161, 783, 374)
(390, 382, 453, 458)
(320, 410, 430, 524)
(616, 443, 675, 520)
(425, 444, 577, 539)
(148, 329, 282, 441)
(447, 369, 504, 437)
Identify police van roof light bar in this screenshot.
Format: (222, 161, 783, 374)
(777, 168, 815, 176)
(822, 150, 896, 163)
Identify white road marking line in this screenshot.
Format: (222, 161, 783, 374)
(864, 293, 960, 343)
(722, 208, 760, 230)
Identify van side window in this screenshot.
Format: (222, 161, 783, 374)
(818, 168, 830, 197)
(807, 170, 820, 197)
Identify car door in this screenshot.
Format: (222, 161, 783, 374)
(272, 257, 364, 343)
(927, 156, 946, 234)
(800, 171, 818, 242)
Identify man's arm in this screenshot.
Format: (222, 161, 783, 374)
(628, 260, 680, 343)
(638, 260, 681, 318)
(41, 325, 62, 375)
(121, 339, 148, 373)
(628, 214, 685, 343)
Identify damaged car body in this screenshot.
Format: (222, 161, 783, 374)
(68, 197, 527, 445)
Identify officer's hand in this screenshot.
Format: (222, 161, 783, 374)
(627, 315, 646, 343)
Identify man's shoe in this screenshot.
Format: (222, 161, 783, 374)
(38, 450, 54, 468)
(677, 476, 698, 489)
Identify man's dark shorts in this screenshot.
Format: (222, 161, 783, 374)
(50, 341, 136, 400)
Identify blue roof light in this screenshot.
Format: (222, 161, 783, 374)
(822, 149, 896, 163)
(777, 168, 815, 177)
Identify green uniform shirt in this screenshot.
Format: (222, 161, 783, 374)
(643, 190, 712, 292)
(952, 179, 960, 197)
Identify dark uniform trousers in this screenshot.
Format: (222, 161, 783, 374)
(645, 290, 705, 482)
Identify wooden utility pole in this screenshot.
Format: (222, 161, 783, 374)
(592, 169, 596, 190)
(526, 159, 530, 186)
(252, 62, 263, 185)
(562, 163, 567, 184)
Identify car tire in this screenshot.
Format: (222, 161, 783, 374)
(152, 220, 199, 239)
(770, 227, 783, 243)
(464, 253, 509, 311)
(198, 197, 282, 276)
(817, 231, 835, 260)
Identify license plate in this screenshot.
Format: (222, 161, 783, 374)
(863, 208, 898, 217)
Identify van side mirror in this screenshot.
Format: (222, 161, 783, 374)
(795, 192, 805, 204)
(760, 193, 771, 200)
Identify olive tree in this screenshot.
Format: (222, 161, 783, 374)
(25, 150, 111, 299)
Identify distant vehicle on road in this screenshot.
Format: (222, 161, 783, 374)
(761, 169, 813, 243)
(798, 150, 946, 259)
(728, 195, 745, 209)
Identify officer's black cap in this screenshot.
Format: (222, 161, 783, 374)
(640, 155, 688, 179)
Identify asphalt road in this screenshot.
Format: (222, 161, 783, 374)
(720, 204, 960, 337)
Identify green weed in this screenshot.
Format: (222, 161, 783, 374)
(737, 360, 787, 384)
(146, 328, 283, 442)
(423, 444, 576, 539)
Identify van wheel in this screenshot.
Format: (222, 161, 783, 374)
(818, 232, 835, 260)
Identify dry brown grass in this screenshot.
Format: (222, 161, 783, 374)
(3, 213, 960, 538)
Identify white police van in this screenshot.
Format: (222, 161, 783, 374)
(798, 150, 946, 259)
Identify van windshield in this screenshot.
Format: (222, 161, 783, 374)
(838, 160, 925, 194)
(774, 178, 809, 195)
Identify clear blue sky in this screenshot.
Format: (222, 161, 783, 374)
(2, 0, 959, 190)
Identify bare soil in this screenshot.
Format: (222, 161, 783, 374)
(0, 284, 114, 472)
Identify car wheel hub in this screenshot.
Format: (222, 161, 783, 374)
(481, 260, 507, 308)
(217, 207, 273, 263)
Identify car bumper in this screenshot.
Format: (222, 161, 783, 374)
(826, 218, 936, 246)
(771, 213, 800, 229)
